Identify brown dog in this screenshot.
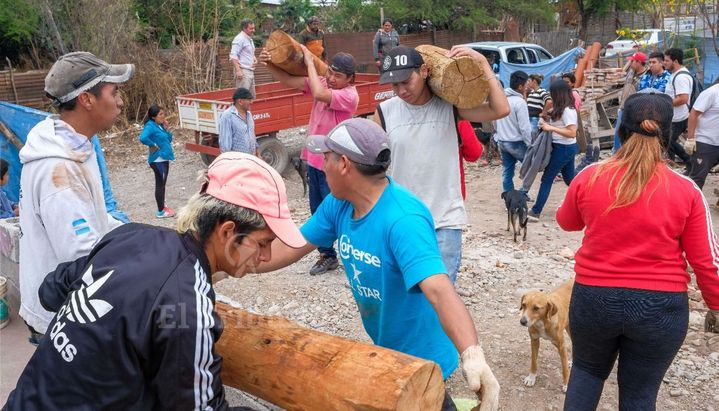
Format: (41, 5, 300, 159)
(519, 278, 574, 392)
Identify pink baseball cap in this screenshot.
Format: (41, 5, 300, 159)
(204, 153, 306, 248)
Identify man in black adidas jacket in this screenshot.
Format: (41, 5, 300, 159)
(3, 153, 306, 410)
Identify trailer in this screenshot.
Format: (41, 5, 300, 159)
(177, 73, 395, 173)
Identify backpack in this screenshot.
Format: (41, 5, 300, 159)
(671, 71, 704, 110)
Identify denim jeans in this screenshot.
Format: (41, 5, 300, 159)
(436, 228, 462, 283)
(498, 140, 528, 193)
(669, 119, 691, 164)
(308, 166, 336, 258)
(529, 117, 540, 140)
(531, 143, 578, 216)
(612, 108, 623, 154)
(564, 283, 688, 411)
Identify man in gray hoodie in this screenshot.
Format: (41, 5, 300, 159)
(494, 70, 531, 193)
(18, 52, 134, 343)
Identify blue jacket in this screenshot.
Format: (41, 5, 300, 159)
(0, 189, 16, 218)
(139, 121, 175, 164)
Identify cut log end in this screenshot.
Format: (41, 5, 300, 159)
(416, 45, 490, 109)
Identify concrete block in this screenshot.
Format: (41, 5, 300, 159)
(0, 218, 20, 316)
(0, 218, 20, 263)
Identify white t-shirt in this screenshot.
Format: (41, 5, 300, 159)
(550, 107, 578, 145)
(694, 84, 719, 146)
(665, 67, 693, 122)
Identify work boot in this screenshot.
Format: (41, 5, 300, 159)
(309, 255, 339, 276)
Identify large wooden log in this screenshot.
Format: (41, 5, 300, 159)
(215, 302, 445, 410)
(416, 45, 491, 109)
(265, 30, 328, 77)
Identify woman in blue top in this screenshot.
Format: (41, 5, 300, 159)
(139, 105, 175, 218)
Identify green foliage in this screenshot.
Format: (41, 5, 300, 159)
(271, 0, 317, 33)
(0, 0, 39, 42)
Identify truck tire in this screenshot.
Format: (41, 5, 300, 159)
(258, 135, 289, 174)
(200, 133, 217, 166)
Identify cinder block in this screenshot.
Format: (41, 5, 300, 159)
(0, 218, 21, 315)
(0, 218, 20, 263)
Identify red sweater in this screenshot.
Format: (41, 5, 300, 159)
(458, 120, 483, 199)
(557, 163, 719, 309)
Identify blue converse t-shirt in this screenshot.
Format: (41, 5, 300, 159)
(301, 177, 458, 379)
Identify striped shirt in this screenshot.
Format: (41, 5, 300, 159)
(527, 88, 551, 117)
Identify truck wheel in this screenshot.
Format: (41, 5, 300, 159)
(258, 135, 289, 174)
(200, 133, 217, 166)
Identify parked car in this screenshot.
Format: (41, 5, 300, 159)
(459, 42, 555, 73)
(604, 29, 673, 57)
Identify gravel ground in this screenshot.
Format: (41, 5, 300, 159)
(104, 124, 719, 410)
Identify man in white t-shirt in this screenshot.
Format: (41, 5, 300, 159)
(687, 82, 719, 188)
(373, 46, 509, 283)
(663, 48, 693, 172)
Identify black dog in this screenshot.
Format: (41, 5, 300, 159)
(501, 190, 528, 242)
(291, 156, 309, 196)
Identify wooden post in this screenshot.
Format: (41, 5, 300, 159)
(416, 45, 490, 109)
(265, 30, 328, 77)
(215, 302, 445, 411)
(5, 58, 18, 104)
(0, 120, 24, 151)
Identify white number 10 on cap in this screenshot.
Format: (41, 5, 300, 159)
(394, 55, 407, 66)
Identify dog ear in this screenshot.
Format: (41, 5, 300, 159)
(501, 191, 507, 200)
(546, 300, 558, 318)
(520, 294, 526, 310)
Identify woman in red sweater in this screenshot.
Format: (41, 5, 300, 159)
(558, 92, 719, 410)
(458, 120, 483, 199)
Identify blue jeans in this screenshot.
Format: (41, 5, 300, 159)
(308, 166, 336, 258)
(436, 228, 462, 283)
(564, 283, 688, 411)
(498, 141, 528, 193)
(531, 143, 578, 215)
(612, 108, 623, 154)
(529, 117, 540, 140)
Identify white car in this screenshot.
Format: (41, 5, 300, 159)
(605, 29, 672, 57)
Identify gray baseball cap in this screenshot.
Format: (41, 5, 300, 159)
(306, 118, 391, 166)
(45, 51, 135, 105)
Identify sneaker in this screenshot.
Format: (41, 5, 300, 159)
(156, 208, 175, 218)
(527, 211, 540, 223)
(309, 255, 339, 275)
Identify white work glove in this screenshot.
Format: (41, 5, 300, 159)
(461, 345, 500, 411)
(684, 139, 696, 156)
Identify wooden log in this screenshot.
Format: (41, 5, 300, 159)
(265, 30, 328, 77)
(416, 45, 490, 109)
(214, 302, 445, 411)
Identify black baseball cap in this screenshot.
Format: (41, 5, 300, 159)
(329, 52, 356, 76)
(379, 46, 424, 84)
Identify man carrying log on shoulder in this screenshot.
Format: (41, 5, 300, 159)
(258, 44, 359, 276)
(373, 45, 509, 284)
(4, 153, 307, 410)
(255, 118, 500, 411)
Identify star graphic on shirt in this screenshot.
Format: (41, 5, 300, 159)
(350, 263, 362, 286)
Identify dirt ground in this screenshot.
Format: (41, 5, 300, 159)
(104, 125, 719, 411)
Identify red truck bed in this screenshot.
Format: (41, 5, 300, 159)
(178, 73, 394, 170)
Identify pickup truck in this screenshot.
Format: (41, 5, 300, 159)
(177, 73, 394, 173)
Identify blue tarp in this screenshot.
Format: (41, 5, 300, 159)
(0, 101, 129, 223)
(499, 47, 586, 89)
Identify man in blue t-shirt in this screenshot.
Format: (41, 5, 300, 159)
(256, 118, 500, 411)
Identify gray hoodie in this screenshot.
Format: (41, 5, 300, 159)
(494, 88, 532, 145)
(18, 116, 122, 333)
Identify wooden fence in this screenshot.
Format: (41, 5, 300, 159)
(0, 70, 50, 110)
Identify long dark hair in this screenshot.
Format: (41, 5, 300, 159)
(549, 80, 575, 121)
(143, 104, 162, 124)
